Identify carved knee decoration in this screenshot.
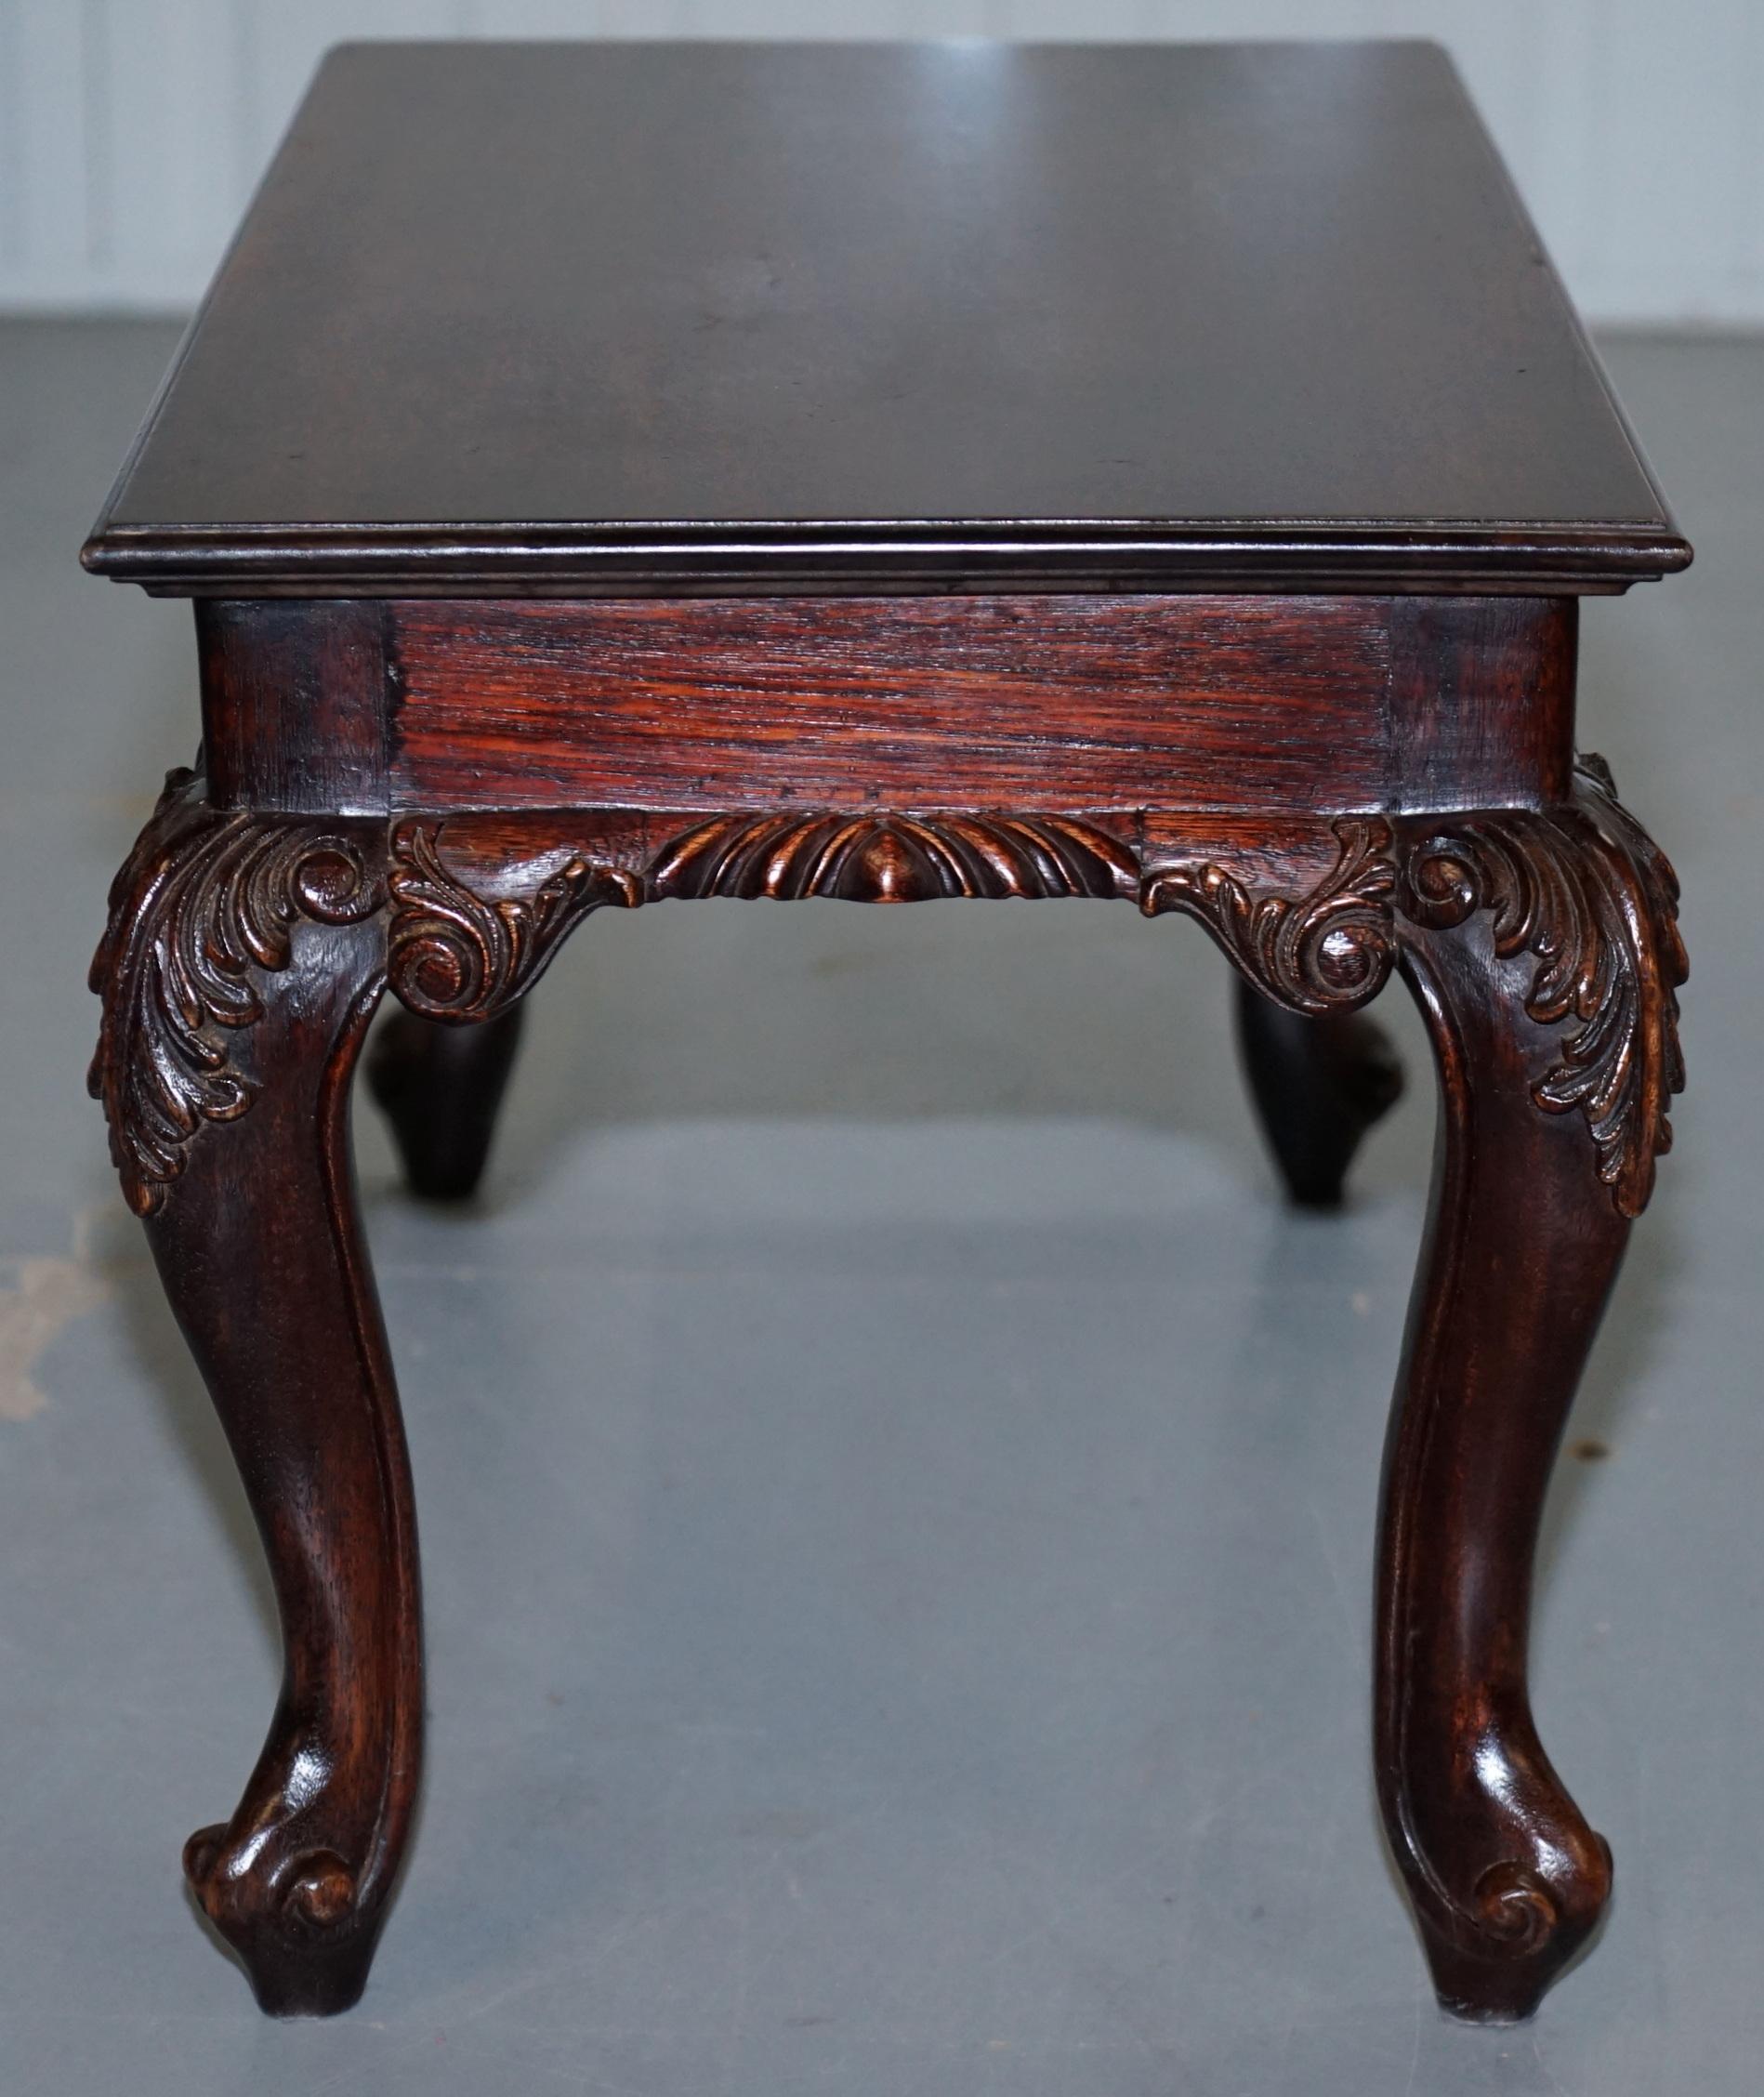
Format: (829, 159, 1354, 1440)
(92, 761, 1681, 2020)
(1376, 755, 1685, 2019)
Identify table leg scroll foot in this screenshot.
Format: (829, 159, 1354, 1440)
(1378, 761, 1685, 2020)
(89, 771, 417, 2017)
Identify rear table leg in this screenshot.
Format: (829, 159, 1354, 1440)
(1233, 980, 1403, 1206)
(367, 1004, 525, 1200)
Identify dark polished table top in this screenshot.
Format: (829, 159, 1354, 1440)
(86, 39, 1686, 596)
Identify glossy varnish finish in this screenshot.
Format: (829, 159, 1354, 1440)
(87, 783, 416, 2013)
(84, 42, 1685, 598)
(87, 745, 1688, 2024)
(83, 37, 1691, 2031)
(194, 594, 1577, 819)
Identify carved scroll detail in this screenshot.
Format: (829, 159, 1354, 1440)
(385, 819, 640, 1021)
(383, 811, 1396, 1027)
(648, 811, 1140, 902)
(1398, 756, 1686, 1218)
(1140, 819, 1399, 1014)
(99, 767, 1680, 1221)
(1392, 1794, 1571, 1977)
(88, 769, 383, 1216)
(1468, 1861, 1561, 1956)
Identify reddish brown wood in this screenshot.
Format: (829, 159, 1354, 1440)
(194, 592, 1580, 824)
(87, 772, 418, 2017)
(83, 34, 1693, 2034)
(1385, 597, 1578, 812)
(1379, 919, 1625, 2018)
(1376, 759, 1685, 2019)
(378, 594, 1573, 818)
(198, 600, 390, 814)
(388, 594, 1392, 813)
(88, 742, 1685, 2023)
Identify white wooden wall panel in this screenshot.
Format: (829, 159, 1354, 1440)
(1, 0, 1759, 321)
(95, 0, 241, 284)
(2, 0, 97, 301)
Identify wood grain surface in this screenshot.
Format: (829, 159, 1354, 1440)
(83, 41, 1687, 595)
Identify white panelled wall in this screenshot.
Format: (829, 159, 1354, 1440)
(1, 0, 1759, 323)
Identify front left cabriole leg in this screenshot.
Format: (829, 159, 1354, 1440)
(89, 788, 643, 2015)
(90, 770, 410, 2014)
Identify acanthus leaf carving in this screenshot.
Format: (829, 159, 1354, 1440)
(101, 772, 1679, 1223)
(1139, 818, 1399, 1014)
(384, 819, 641, 1021)
(1397, 755, 1685, 1219)
(383, 811, 1398, 1026)
(88, 768, 384, 1217)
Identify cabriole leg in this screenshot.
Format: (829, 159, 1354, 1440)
(90, 772, 415, 2015)
(1378, 762, 1685, 2020)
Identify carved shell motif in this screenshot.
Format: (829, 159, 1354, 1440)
(96, 768, 1679, 1222)
(383, 811, 1397, 1016)
(1400, 756, 1686, 1219)
(381, 811, 1396, 1027)
(647, 811, 1140, 902)
(87, 770, 383, 1216)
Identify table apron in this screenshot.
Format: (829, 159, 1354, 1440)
(196, 593, 1576, 820)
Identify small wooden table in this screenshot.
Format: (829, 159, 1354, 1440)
(85, 41, 1690, 2022)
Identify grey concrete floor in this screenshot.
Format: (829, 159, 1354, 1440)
(1, 320, 1759, 2094)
